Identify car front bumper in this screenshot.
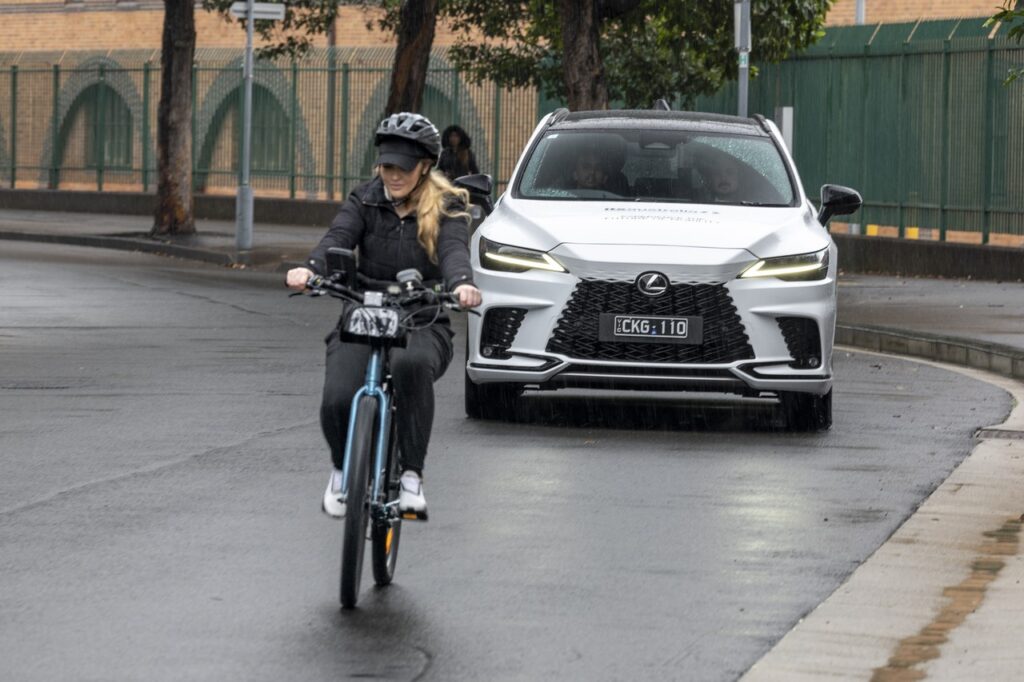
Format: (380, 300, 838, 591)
(467, 243, 836, 397)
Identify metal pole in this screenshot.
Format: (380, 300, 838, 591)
(236, 0, 255, 251)
(735, 0, 751, 118)
(849, 0, 866, 234)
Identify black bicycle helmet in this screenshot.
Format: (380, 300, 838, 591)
(375, 112, 442, 164)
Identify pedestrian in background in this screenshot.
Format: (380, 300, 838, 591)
(438, 125, 479, 181)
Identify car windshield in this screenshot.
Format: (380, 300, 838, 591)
(516, 128, 795, 206)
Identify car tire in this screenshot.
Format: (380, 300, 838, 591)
(464, 367, 520, 420)
(779, 389, 832, 432)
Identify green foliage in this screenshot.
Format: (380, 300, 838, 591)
(442, 0, 832, 108)
(985, 3, 1024, 84)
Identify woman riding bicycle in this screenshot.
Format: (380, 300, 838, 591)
(285, 112, 482, 520)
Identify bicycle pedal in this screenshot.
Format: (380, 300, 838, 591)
(400, 509, 429, 522)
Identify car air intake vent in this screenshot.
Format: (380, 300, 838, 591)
(777, 317, 822, 369)
(546, 280, 754, 363)
(480, 307, 527, 359)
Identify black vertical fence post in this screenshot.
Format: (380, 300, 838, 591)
(191, 63, 198, 191)
(981, 40, 994, 244)
(340, 62, 349, 197)
(9, 65, 16, 188)
(142, 62, 151, 192)
(236, 63, 244, 185)
(491, 85, 502, 190)
(451, 68, 460, 125)
(897, 43, 907, 237)
(97, 64, 106, 192)
(939, 39, 951, 242)
(859, 45, 870, 229)
(290, 59, 298, 199)
(50, 64, 60, 189)
(326, 53, 336, 200)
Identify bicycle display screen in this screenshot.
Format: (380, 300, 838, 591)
(344, 307, 402, 338)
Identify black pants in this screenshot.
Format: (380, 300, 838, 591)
(320, 324, 454, 473)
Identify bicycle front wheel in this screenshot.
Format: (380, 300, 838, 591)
(340, 394, 376, 609)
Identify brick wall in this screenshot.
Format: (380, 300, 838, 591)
(0, 1, 1006, 53)
(827, 0, 998, 25)
(0, 5, 471, 52)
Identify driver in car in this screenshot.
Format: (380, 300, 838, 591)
(571, 151, 610, 191)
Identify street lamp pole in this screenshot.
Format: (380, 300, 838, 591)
(236, 0, 255, 252)
(735, 0, 751, 118)
(229, 0, 284, 252)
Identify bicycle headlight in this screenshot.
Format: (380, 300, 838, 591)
(739, 248, 829, 281)
(479, 237, 567, 273)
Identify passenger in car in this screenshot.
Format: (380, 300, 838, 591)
(697, 152, 743, 203)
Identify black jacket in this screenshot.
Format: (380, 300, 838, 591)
(438, 147, 479, 181)
(307, 177, 474, 292)
(438, 125, 479, 181)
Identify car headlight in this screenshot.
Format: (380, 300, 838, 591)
(479, 237, 567, 273)
(739, 248, 829, 281)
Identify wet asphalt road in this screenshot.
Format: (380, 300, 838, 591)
(0, 242, 1012, 681)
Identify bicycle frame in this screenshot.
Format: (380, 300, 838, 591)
(338, 346, 392, 505)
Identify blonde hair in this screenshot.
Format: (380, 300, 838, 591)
(412, 168, 471, 264)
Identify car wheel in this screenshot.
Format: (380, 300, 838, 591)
(464, 367, 520, 420)
(779, 389, 832, 432)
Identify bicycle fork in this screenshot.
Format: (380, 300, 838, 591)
(339, 348, 392, 507)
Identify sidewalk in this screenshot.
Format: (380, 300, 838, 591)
(2, 208, 1023, 680)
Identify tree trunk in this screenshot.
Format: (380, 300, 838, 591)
(152, 0, 196, 237)
(385, 0, 440, 115)
(558, 0, 609, 110)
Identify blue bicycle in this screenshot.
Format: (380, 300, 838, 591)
(301, 247, 460, 609)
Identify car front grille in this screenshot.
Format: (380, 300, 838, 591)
(546, 280, 753, 363)
(777, 316, 822, 368)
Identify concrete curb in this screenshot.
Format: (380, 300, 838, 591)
(832, 233, 1024, 283)
(0, 189, 339, 226)
(0, 230, 237, 266)
(836, 324, 1024, 381)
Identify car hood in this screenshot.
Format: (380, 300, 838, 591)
(480, 197, 828, 258)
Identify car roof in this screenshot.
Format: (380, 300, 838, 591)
(549, 109, 770, 137)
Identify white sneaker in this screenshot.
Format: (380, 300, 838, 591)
(322, 468, 347, 519)
(398, 471, 428, 521)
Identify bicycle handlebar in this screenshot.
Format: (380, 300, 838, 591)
(303, 274, 463, 312)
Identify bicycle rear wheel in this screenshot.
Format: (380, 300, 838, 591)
(371, 416, 402, 586)
(340, 394, 376, 609)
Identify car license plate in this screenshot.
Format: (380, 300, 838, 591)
(598, 314, 703, 344)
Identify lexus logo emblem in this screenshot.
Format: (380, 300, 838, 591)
(636, 271, 670, 296)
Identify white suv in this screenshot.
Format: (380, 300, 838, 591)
(464, 109, 861, 430)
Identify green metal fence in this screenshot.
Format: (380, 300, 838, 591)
(1, 22, 1021, 245)
(692, 18, 1024, 245)
(0, 48, 540, 198)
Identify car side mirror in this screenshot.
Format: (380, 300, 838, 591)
(326, 247, 358, 290)
(817, 184, 863, 225)
(453, 173, 493, 197)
